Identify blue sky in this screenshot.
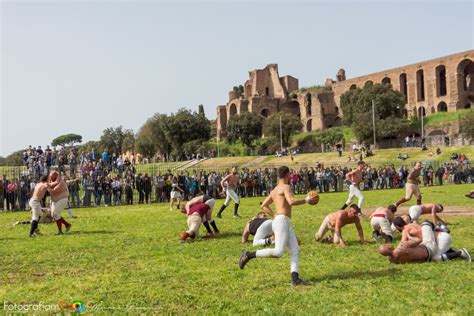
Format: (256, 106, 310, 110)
(1, 0, 472, 156)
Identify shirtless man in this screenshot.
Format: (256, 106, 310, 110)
(380, 220, 470, 263)
(179, 195, 220, 242)
(48, 171, 72, 235)
(394, 161, 423, 207)
(28, 175, 49, 237)
(341, 161, 365, 211)
(407, 203, 444, 224)
(238, 166, 317, 286)
(241, 212, 274, 246)
(314, 205, 366, 247)
(217, 167, 241, 218)
(370, 205, 397, 242)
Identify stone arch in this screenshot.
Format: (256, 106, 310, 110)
(418, 106, 426, 118)
(399, 73, 408, 102)
(280, 100, 301, 118)
(349, 84, 357, 90)
(457, 59, 474, 92)
(364, 80, 373, 87)
(229, 103, 237, 117)
(306, 119, 312, 132)
(305, 93, 312, 116)
(334, 116, 342, 126)
(428, 129, 447, 137)
(335, 106, 340, 115)
(437, 101, 448, 112)
(465, 103, 472, 109)
(416, 69, 425, 101)
(435, 65, 447, 97)
(382, 77, 391, 85)
(261, 108, 269, 118)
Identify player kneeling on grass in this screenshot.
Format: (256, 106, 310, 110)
(238, 166, 318, 286)
(407, 203, 444, 224)
(314, 205, 367, 248)
(179, 195, 220, 242)
(241, 212, 273, 246)
(380, 220, 471, 263)
(370, 205, 397, 243)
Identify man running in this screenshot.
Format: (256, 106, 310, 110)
(241, 212, 273, 246)
(394, 161, 423, 207)
(48, 171, 72, 235)
(370, 205, 397, 242)
(238, 166, 317, 286)
(407, 203, 444, 224)
(217, 167, 241, 218)
(340, 161, 365, 211)
(314, 205, 366, 248)
(179, 195, 220, 242)
(28, 175, 49, 237)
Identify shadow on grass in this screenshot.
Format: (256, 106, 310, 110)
(310, 268, 401, 282)
(65, 230, 120, 235)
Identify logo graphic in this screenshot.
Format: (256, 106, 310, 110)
(70, 301, 85, 313)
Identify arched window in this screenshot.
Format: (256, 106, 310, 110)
(416, 69, 425, 101)
(229, 104, 237, 117)
(399, 73, 408, 102)
(364, 80, 373, 87)
(437, 102, 448, 112)
(435, 65, 447, 96)
(306, 119, 312, 132)
(349, 84, 357, 90)
(305, 94, 312, 116)
(261, 109, 269, 118)
(382, 77, 391, 85)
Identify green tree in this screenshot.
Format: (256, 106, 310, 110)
(2, 150, 24, 166)
(51, 133, 82, 147)
(459, 109, 474, 139)
(162, 108, 211, 158)
(339, 83, 407, 144)
(226, 112, 263, 149)
(100, 126, 134, 154)
(263, 112, 303, 147)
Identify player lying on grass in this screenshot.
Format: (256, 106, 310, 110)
(407, 203, 444, 224)
(314, 205, 367, 248)
(238, 166, 318, 286)
(370, 205, 397, 243)
(241, 212, 274, 246)
(179, 195, 220, 242)
(380, 220, 471, 263)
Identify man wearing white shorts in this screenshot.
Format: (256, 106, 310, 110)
(48, 171, 71, 235)
(241, 212, 274, 246)
(239, 166, 318, 286)
(179, 195, 219, 242)
(217, 167, 241, 218)
(370, 205, 397, 243)
(28, 175, 49, 237)
(341, 161, 365, 211)
(408, 203, 444, 224)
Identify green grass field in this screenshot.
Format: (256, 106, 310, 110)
(1, 184, 474, 314)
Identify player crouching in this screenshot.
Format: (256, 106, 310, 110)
(241, 212, 273, 246)
(179, 195, 220, 243)
(370, 205, 397, 243)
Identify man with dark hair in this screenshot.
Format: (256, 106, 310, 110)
(380, 220, 471, 263)
(407, 203, 444, 224)
(241, 212, 273, 246)
(238, 166, 317, 286)
(341, 161, 365, 211)
(394, 161, 423, 207)
(370, 205, 397, 242)
(28, 175, 49, 237)
(315, 205, 367, 247)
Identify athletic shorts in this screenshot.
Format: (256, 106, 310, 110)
(187, 213, 202, 237)
(370, 216, 393, 237)
(51, 197, 68, 220)
(408, 205, 423, 222)
(29, 199, 42, 221)
(170, 191, 181, 199)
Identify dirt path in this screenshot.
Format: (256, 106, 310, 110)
(362, 205, 474, 217)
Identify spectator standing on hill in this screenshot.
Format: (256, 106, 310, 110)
(143, 173, 152, 204)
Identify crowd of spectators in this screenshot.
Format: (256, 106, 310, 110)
(0, 146, 472, 211)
